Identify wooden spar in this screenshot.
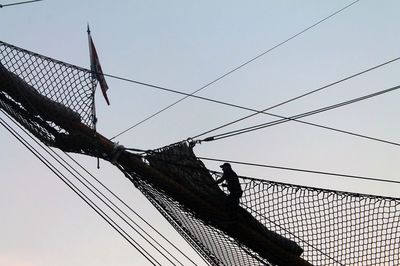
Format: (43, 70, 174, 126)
(0, 65, 313, 265)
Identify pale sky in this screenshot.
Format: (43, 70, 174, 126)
(1, 1, 400, 265)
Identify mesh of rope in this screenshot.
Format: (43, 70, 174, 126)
(0, 40, 95, 147)
(126, 142, 400, 266)
(124, 170, 273, 266)
(2, 40, 399, 265)
(238, 177, 400, 265)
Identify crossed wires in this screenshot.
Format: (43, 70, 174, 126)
(195, 83, 400, 142)
(0, 110, 202, 266)
(110, 0, 361, 140)
(98, 55, 400, 148)
(2, 0, 398, 263)
(81, 0, 399, 148)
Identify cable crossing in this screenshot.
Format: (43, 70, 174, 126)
(128, 146, 400, 187)
(63, 152, 200, 266)
(0, 115, 161, 266)
(193, 56, 400, 139)
(0, 111, 199, 266)
(96, 55, 400, 148)
(197, 84, 400, 142)
(110, 0, 361, 140)
(2, 21, 400, 265)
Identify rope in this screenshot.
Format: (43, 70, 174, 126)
(63, 152, 200, 266)
(199, 84, 400, 142)
(0, 0, 43, 8)
(1, 111, 192, 266)
(193, 56, 400, 139)
(199, 156, 400, 187)
(0, 114, 160, 266)
(92, 58, 400, 148)
(128, 145, 400, 187)
(110, 0, 361, 140)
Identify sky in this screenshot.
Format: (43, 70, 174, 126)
(1, 0, 400, 265)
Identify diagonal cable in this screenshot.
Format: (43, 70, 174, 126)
(110, 0, 361, 140)
(0, 115, 160, 266)
(0, 0, 43, 8)
(98, 55, 400, 148)
(198, 84, 400, 142)
(193, 56, 400, 139)
(0, 111, 189, 266)
(63, 151, 200, 266)
(200, 157, 400, 186)
(129, 147, 400, 186)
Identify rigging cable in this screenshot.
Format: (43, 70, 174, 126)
(0, 115, 160, 266)
(0, 110, 192, 266)
(198, 156, 400, 186)
(63, 152, 200, 266)
(110, 0, 361, 140)
(199, 84, 400, 142)
(96, 55, 400, 148)
(192, 56, 400, 139)
(132, 147, 400, 186)
(0, 0, 43, 8)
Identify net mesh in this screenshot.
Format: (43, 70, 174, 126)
(1, 41, 399, 266)
(238, 177, 400, 265)
(125, 170, 273, 266)
(0, 40, 95, 147)
(125, 143, 400, 266)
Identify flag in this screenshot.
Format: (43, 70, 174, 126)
(87, 25, 110, 105)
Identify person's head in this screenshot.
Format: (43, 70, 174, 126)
(220, 163, 231, 171)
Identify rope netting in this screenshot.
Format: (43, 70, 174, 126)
(2, 40, 399, 265)
(123, 167, 274, 266)
(238, 177, 400, 265)
(0, 40, 95, 147)
(123, 142, 400, 266)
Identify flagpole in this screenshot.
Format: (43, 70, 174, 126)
(87, 24, 100, 169)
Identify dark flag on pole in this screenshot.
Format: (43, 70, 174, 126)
(87, 25, 110, 105)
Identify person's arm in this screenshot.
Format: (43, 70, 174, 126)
(215, 174, 226, 184)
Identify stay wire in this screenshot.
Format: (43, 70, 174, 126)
(99, 55, 400, 148)
(63, 152, 200, 266)
(51, 153, 181, 266)
(0, 0, 43, 8)
(134, 147, 400, 186)
(193, 56, 400, 139)
(0, 115, 160, 266)
(121, 169, 213, 266)
(200, 84, 400, 142)
(110, 0, 360, 140)
(197, 156, 400, 186)
(1, 111, 183, 266)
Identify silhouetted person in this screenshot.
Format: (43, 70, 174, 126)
(215, 163, 243, 208)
